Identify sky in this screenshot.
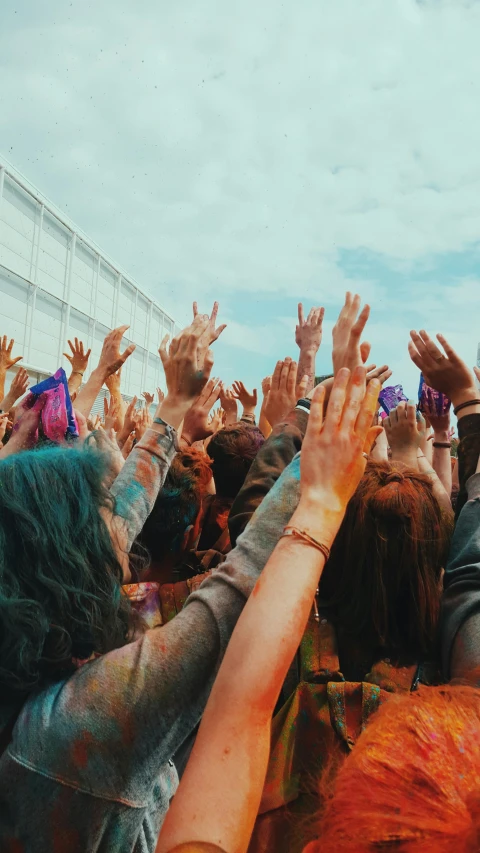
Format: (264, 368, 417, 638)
(1, 0, 480, 397)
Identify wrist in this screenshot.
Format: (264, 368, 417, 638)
(450, 387, 479, 410)
(292, 494, 345, 547)
(156, 396, 190, 430)
(390, 447, 419, 467)
(242, 406, 256, 417)
(433, 429, 450, 442)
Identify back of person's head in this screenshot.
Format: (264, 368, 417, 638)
(0, 446, 132, 698)
(319, 461, 452, 660)
(140, 456, 202, 563)
(207, 425, 264, 499)
(176, 447, 214, 496)
(307, 685, 480, 853)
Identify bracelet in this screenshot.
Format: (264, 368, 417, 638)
(72, 370, 84, 377)
(181, 436, 192, 447)
(296, 398, 311, 411)
(453, 399, 480, 416)
(432, 441, 451, 449)
(282, 526, 330, 561)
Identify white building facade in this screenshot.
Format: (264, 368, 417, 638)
(0, 156, 178, 410)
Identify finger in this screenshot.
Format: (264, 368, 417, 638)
(297, 374, 309, 399)
(117, 344, 136, 369)
(202, 348, 214, 382)
(210, 302, 219, 325)
(286, 360, 298, 397)
(341, 365, 367, 432)
(211, 323, 227, 342)
(436, 333, 462, 364)
(406, 400, 417, 427)
(317, 307, 325, 327)
(252, 389, 258, 405)
(158, 335, 170, 366)
(7, 339, 14, 354)
(324, 368, 350, 431)
(363, 425, 384, 455)
(103, 398, 108, 418)
(409, 330, 436, 364)
(298, 303, 304, 325)
(360, 341, 371, 365)
(306, 383, 325, 436)
(355, 379, 382, 441)
(350, 304, 370, 342)
(271, 360, 283, 392)
(396, 401, 407, 419)
(279, 357, 292, 390)
(474, 366, 480, 383)
(68, 340, 75, 355)
(389, 406, 399, 424)
(114, 325, 130, 337)
(379, 368, 392, 385)
(307, 307, 315, 324)
(193, 301, 198, 318)
(85, 348, 91, 360)
(419, 329, 445, 362)
(10, 357, 23, 367)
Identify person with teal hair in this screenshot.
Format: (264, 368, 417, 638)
(0, 313, 275, 853)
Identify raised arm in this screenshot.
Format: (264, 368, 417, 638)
(63, 337, 91, 397)
(296, 303, 324, 395)
(156, 368, 381, 853)
(75, 325, 135, 418)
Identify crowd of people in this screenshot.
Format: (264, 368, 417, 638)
(0, 293, 480, 852)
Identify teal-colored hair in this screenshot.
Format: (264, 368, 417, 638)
(0, 446, 133, 698)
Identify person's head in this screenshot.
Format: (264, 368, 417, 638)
(140, 456, 203, 565)
(319, 460, 453, 660)
(306, 685, 480, 853)
(207, 425, 264, 499)
(0, 446, 133, 698)
(177, 447, 214, 496)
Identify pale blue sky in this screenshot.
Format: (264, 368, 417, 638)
(1, 0, 480, 399)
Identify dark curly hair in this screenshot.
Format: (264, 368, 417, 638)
(207, 424, 265, 498)
(0, 445, 134, 699)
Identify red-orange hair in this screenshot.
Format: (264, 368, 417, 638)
(176, 448, 213, 496)
(308, 685, 480, 853)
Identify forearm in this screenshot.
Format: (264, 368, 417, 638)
(297, 347, 317, 394)
(417, 454, 453, 516)
(432, 432, 452, 496)
(258, 400, 272, 439)
(441, 473, 480, 678)
(455, 413, 480, 518)
(67, 371, 84, 397)
(0, 391, 15, 413)
(228, 408, 308, 547)
(158, 499, 335, 853)
(0, 368, 7, 404)
(107, 382, 126, 431)
(74, 367, 106, 418)
(110, 426, 177, 550)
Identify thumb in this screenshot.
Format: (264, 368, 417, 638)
(363, 425, 383, 455)
(360, 341, 371, 365)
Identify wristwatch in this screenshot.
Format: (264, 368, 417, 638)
(153, 417, 180, 451)
(295, 398, 311, 413)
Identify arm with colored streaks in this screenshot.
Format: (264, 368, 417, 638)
(109, 426, 177, 551)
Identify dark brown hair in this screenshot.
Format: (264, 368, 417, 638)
(319, 461, 453, 660)
(207, 425, 264, 498)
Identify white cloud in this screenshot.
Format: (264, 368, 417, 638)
(1, 0, 480, 388)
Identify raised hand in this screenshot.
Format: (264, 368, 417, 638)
(115, 396, 138, 449)
(182, 378, 222, 444)
(0, 367, 29, 412)
(158, 315, 215, 429)
(232, 381, 257, 415)
(296, 304, 325, 352)
(264, 358, 307, 428)
(0, 337, 22, 372)
(261, 376, 272, 397)
(99, 325, 136, 379)
(300, 367, 382, 525)
(142, 391, 155, 407)
(219, 385, 238, 427)
(332, 292, 371, 376)
(384, 401, 426, 468)
(103, 395, 121, 432)
(156, 387, 165, 405)
(134, 406, 153, 442)
(366, 364, 392, 386)
(208, 407, 224, 435)
(193, 301, 227, 349)
(63, 337, 91, 375)
(0, 413, 9, 443)
(408, 330, 477, 410)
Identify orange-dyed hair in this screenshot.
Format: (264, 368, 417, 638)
(307, 685, 480, 853)
(319, 461, 453, 660)
(176, 448, 213, 495)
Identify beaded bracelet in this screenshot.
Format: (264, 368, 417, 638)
(282, 526, 330, 561)
(453, 399, 480, 416)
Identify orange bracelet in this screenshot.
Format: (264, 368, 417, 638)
(282, 526, 330, 561)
